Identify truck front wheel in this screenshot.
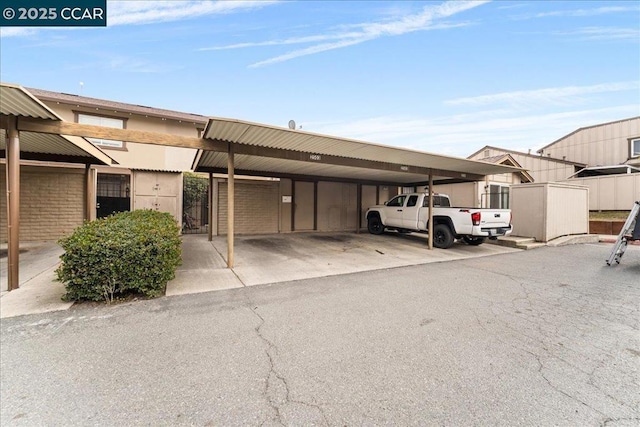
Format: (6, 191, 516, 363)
(367, 216, 385, 235)
(433, 224, 454, 249)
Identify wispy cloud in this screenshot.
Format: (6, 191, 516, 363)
(554, 26, 640, 41)
(306, 105, 640, 157)
(107, 0, 279, 26)
(534, 6, 640, 18)
(0, 27, 38, 38)
(445, 81, 640, 108)
(201, 0, 488, 67)
(0, 1, 279, 38)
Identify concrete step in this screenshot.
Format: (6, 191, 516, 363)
(486, 236, 537, 249)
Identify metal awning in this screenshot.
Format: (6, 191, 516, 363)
(1, 83, 115, 165)
(195, 117, 523, 184)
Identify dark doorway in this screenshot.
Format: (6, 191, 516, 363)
(97, 173, 130, 218)
(182, 173, 209, 234)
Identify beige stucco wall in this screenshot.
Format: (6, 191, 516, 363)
(539, 117, 640, 166)
(563, 174, 640, 211)
(0, 164, 85, 242)
(510, 183, 589, 242)
(39, 100, 202, 172)
(279, 179, 292, 233)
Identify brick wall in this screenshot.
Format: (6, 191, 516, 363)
(218, 180, 279, 235)
(0, 165, 85, 242)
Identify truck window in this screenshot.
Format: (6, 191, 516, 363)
(386, 195, 406, 207)
(406, 195, 418, 207)
(422, 196, 451, 208)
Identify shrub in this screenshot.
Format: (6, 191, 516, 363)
(56, 210, 182, 303)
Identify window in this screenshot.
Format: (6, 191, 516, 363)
(483, 185, 510, 209)
(406, 195, 418, 207)
(386, 195, 406, 207)
(631, 138, 640, 158)
(77, 113, 125, 149)
(422, 196, 451, 208)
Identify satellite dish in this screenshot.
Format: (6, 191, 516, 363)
(288, 120, 296, 130)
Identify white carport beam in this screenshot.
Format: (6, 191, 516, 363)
(5, 116, 20, 290)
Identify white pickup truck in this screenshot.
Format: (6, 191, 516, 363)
(366, 193, 512, 249)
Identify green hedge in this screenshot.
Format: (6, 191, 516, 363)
(56, 210, 182, 303)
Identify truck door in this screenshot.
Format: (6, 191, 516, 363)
(384, 194, 407, 227)
(402, 195, 420, 228)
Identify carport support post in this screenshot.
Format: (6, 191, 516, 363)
(428, 171, 433, 250)
(6, 116, 20, 290)
(227, 143, 235, 268)
(208, 172, 213, 241)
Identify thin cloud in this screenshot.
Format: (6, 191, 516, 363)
(107, 0, 279, 26)
(239, 0, 489, 67)
(534, 6, 640, 18)
(307, 105, 640, 157)
(0, 1, 279, 38)
(555, 26, 640, 41)
(445, 82, 640, 108)
(0, 27, 38, 38)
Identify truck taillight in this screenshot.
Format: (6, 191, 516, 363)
(471, 212, 481, 226)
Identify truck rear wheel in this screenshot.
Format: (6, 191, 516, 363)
(433, 224, 454, 249)
(463, 236, 486, 246)
(367, 216, 384, 235)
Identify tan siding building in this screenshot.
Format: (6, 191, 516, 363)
(468, 147, 583, 183)
(538, 117, 640, 167)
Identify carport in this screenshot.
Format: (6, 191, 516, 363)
(2, 83, 521, 291)
(1, 83, 115, 291)
(193, 118, 522, 266)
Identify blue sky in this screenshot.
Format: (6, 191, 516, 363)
(1, 0, 639, 157)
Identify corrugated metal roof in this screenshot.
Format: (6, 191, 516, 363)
(199, 117, 523, 182)
(1, 83, 61, 120)
(1, 83, 116, 165)
(198, 151, 432, 184)
(0, 132, 115, 165)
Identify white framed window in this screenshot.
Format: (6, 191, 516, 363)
(631, 138, 640, 158)
(77, 113, 125, 149)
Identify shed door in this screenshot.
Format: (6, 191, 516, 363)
(294, 181, 315, 231)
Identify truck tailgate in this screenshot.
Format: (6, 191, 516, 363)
(477, 210, 510, 228)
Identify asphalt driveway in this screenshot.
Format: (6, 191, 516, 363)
(1, 243, 638, 426)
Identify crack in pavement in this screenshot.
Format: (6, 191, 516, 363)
(465, 263, 639, 420)
(244, 297, 329, 426)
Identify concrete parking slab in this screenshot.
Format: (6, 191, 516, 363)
(165, 236, 243, 296)
(209, 231, 521, 287)
(0, 242, 72, 318)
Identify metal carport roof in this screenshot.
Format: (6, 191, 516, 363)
(0, 83, 115, 165)
(195, 117, 522, 184)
